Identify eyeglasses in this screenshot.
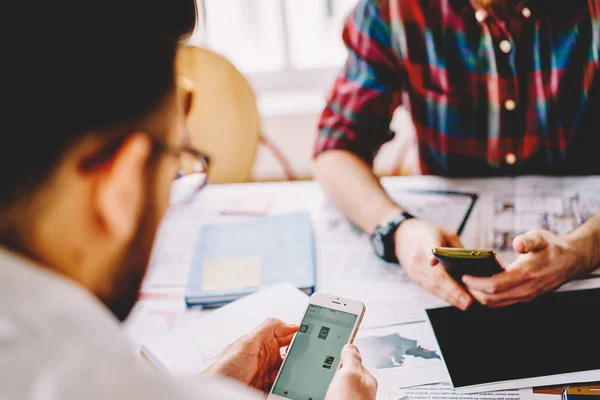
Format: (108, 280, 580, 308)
(80, 132, 211, 207)
(152, 140, 211, 206)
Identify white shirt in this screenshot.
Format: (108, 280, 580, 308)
(0, 248, 262, 400)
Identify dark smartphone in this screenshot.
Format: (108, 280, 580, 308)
(432, 247, 504, 282)
(562, 384, 600, 399)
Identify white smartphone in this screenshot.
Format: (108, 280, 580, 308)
(268, 292, 366, 400)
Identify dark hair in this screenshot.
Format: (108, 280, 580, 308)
(1, 0, 197, 210)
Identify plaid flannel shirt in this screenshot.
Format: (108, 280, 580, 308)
(315, 0, 600, 176)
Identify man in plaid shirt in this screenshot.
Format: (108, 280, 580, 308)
(314, 0, 600, 309)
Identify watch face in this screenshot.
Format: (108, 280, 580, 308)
(371, 234, 385, 257)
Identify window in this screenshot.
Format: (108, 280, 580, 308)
(284, 0, 356, 70)
(188, 0, 356, 95)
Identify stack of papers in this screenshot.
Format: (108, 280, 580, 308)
(142, 282, 309, 377)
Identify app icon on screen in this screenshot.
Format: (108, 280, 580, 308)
(318, 326, 330, 340)
(323, 355, 335, 368)
(299, 323, 313, 335)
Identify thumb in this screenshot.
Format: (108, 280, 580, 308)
(251, 318, 299, 346)
(339, 344, 362, 370)
(422, 237, 445, 267)
(446, 233, 464, 249)
(513, 230, 548, 254)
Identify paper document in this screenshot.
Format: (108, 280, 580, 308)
(201, 257, 261, 292)
(219, 192, 273, 215)
(356, 320, 450, 389)
(377, 386, 409, 400)
(403, 383, 533, 400)
(141, 283, 309, 377)
(485, 176, 600, 267)
(386, 189, 478, 235)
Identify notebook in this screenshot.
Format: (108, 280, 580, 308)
(426, 288, 600, 393)
(185, 212, 315, 307)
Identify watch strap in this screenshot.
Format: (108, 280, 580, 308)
(371, 212, 415, 263)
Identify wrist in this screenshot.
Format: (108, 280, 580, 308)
(371, 206, 404, 235)
(564, 230, 597, 276)
(371, 211, 416, 263)
(394, 217, 418, 244)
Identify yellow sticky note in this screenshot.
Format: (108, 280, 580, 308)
(202, 257, 262, 292)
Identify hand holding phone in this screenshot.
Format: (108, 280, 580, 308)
(268, 293, 369, 400)
(203, 318, 299, 393)
(432, 247, 504, 283)
(325, 344, 378, 400)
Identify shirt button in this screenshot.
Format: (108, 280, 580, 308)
(521, 7, 532, 18)
(505, 153, 517, 165)
(475, 9, 487, 23)
(504, 99, 516, 111)
(499, 40, 512, 54)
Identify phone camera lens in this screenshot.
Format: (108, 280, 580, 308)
(344, 303, 346, 306)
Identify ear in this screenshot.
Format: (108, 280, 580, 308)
(96, 133, 152, 242)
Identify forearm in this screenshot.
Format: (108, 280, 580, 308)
(565, 211, 600, 274)
(313, 150, 403, 234)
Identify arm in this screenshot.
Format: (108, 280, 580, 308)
(565, 211, 600, 274)
(313, 0, 472, 310)
(464, 211, 600, 308)
(313, 150, 402, 234)
(313, 0, 404, 235)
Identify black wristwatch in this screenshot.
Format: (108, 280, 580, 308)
(370, 212, 415, 263)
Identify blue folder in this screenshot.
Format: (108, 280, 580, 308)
(185, 213, 316, 307)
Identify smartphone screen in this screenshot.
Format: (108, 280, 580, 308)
(271, 304, 359, 400)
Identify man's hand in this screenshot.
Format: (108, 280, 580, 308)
(325, 344, 378, 400)
(395, 219, 473, 310)
(203, 318, 298, 393)
(463, 229, 590, 308)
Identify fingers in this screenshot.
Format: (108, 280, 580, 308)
(339, 345, 378, 390)
(427, 268, 473, 310)
(269, 369, 279, 385)
(422, 237, 444, 266)
(468, 281, 539, 308)
(359, 365, 379, 397)
(462, 266, 529, 294)
(327, 345, 378, 400)
(397, 221, 471, 310)
(339, 344, 363, 370)
(250, 318, 299, 347)
(513, 230, 549, 254)
(363, 365, 378, 388)
(446, 232, 464, 249)
(277, 333, 296, 349)
(428, 232, 463, 266)
(430, 256, 439, 267)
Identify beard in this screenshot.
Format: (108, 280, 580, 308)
(100, 167, 163, 322)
